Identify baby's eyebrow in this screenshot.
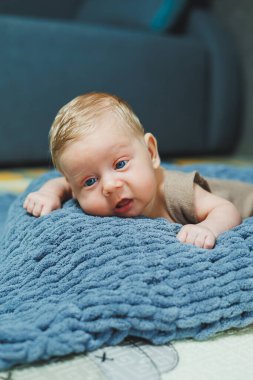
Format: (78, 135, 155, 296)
(71, 168, 90, 183)
(112, 143, 133, 155)
(111, 142, 129, 150)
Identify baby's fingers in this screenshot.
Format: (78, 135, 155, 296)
(23, 193, 35, 210)
(203, 234, 215, 249)
(23, 195, 41, 217)
(23, 198, 35, 215)
(177, 226, 215, 249)
(177, 227, 197, 245)
(177, 228, 188, 243)
(194, 235, 206, 248)
(23, 197, 28, 209)
(32, 202, 44, 217)
(40, 204, 55, 216)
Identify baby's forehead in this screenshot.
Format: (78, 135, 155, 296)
(88, 111, 138, 137)
(59, 124, 143, 173)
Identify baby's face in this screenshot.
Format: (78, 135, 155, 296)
(59, 114, 161, 218)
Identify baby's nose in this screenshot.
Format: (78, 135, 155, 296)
(102, 176, 123, 196)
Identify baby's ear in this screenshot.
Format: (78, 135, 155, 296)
(144, 133, 160, 169)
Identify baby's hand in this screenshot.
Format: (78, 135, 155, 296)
(177, 224, 216, 249)
(23, 190, 62, 217)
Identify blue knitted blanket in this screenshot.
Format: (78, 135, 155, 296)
(1, 164, 253, 370)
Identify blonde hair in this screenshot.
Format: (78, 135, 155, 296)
(49, 92, 144, 170)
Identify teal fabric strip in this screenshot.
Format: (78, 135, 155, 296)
(151, 0, 188, 31)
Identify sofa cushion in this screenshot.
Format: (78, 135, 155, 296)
(0, 0, 81, 19)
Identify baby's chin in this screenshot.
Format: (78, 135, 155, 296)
(79, 199, 147, 218)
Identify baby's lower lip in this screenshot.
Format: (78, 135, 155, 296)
(114, 199, 133, 214)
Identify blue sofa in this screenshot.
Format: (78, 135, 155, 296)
(0, 1, 242, 165)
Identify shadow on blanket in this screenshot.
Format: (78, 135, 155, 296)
(1, 164, 253, 369)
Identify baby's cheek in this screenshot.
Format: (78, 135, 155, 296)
(75, 194, 87, 212)
(78, 195, 109, 216)
(141, 173, 157, 196)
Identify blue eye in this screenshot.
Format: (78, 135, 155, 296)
(84, 177, 97, 187)
(115, 160, 128, 170)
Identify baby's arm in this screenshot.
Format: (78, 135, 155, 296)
(23, 177, 72, 217)
(177, 184, 242, 249)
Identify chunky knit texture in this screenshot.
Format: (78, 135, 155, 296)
(1, 164, 253, 369)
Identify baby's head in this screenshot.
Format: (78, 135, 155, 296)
(50, 92, 145, 171)
(49, 92, 162, 218)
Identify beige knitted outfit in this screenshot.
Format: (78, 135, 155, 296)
(164, 170, 253, 224)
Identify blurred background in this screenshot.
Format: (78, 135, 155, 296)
(0, 0, 252, 169)
(212, 0, 253, 156)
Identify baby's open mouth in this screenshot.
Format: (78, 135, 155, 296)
(115, 198, 133, 214)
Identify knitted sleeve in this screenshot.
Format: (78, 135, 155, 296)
(164, 170, 211, 224)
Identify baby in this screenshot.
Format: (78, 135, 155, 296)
(24, 92, 249, 249)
